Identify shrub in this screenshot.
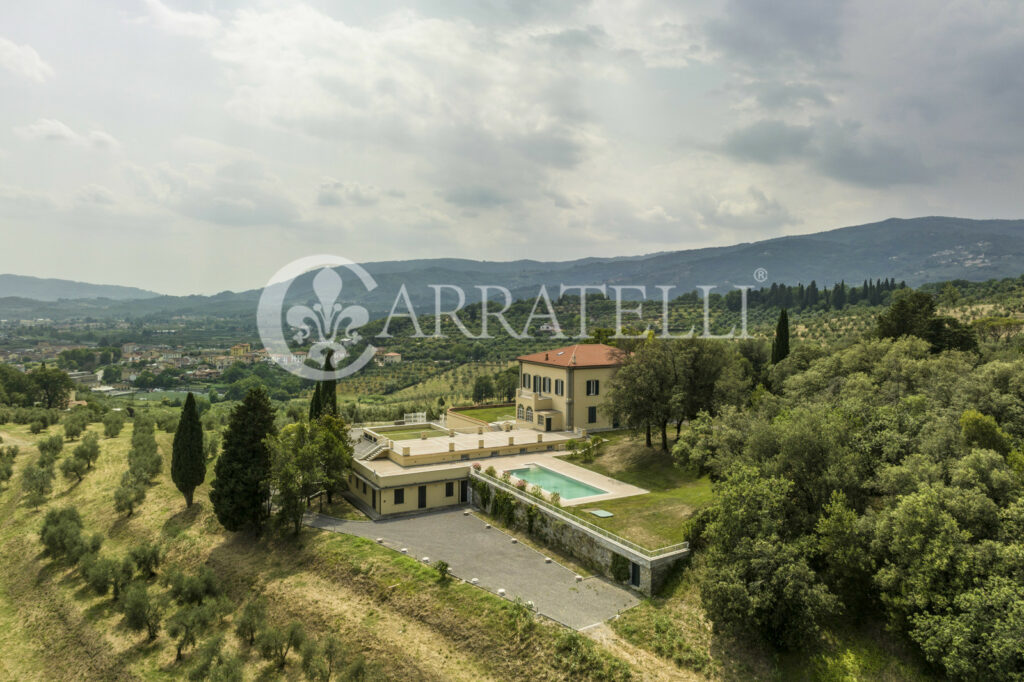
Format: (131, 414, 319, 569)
(472, 462, 481, 471)
(103, 411, 125, 438)
(555, 630, 632, 681)
(59, 454, 88, 483)
(29, 420, 45, 434)
(258, 621, 306, 669)
(484, 465, 497, 478)
(129, 542, 162, 578)
(525, 504, 539, 534)
(39, 506, 101, 563)
(0, 445, 17, 484)
(114, 471, 147, 516)
(83, 555, 115, 596)
(611, 554, 631, 583)
(492, 491, 517, 526)
(73, 432, 101, 469)
(23, 460, 55, 505)
(165, 565, 223, 605)
(62, 413, 87, 441)
(36, 433, 64, 465)
(550, 492, 561, 507)
(168, 603, 217, 660)
(121, 581, 163, 640)
(234, 597, 267, 646)
(435, 560, 451, 584)
(302, 635, 346, 682)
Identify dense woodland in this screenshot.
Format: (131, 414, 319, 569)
(597, 288, 1024, 680)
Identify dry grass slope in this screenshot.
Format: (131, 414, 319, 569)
(0, 420, 632, 681)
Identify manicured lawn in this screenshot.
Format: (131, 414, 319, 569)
(375, 426, 447, 440)
(454, 405, 516, 423)
(562, 437, 713, 549)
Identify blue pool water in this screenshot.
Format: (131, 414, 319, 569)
(507, 464, 607, 500)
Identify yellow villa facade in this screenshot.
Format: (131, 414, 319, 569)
(515, 343, 623, 432)
(343, 344, 625, 519)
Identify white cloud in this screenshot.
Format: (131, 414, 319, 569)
(139, 0, 220, 39)
(14, 118, 119, 150)
(695, 186, 798, 231)
(0, 37, 53, 82)
(77, 184, 116, 205)
(317, 179, 381, 207)
(137, 159, 300, 227)
(0, 184, 55, 210)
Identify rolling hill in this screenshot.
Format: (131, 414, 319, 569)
(2, 216, 1023, 321)
(0, 274, 160, 302)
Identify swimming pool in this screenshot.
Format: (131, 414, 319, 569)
(507, 464, 607, 500)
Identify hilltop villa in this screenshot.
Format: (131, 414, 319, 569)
(515, 343, 623, 432)
(345, 343, 628, 519)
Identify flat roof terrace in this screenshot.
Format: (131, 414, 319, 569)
(378, 427, 574, 458)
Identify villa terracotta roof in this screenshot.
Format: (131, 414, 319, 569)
(517, 343, 624, 368)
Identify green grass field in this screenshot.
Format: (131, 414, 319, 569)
(453, 405, 516, 423)
(562, 437, 713, 549)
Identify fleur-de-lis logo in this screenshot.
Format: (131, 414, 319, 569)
(257, 255, 378, 381)
(285, 268, 369, 368)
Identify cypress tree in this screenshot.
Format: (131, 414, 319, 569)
(320, 351, 337, 417)
(308, 351, 337, 421)
(771, 309, 790, 364)
(209, 387, 277, 533)
(171, 392, 205, 507)
(308, 381, 322, 421)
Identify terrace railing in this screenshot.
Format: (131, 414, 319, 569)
(469, 470, 689, 560)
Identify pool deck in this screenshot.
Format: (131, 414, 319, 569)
(491, 454, 647, 507)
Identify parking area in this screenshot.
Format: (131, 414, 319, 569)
(305, 507, 640, 629)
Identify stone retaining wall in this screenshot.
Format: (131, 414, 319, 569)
(470, 475, 688, 595)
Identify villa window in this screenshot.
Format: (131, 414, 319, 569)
(526, 407, 533, 421)
(542, 377, 551, 393)
(532, 375, 540, 391)
(554, 379, 564, 396)
(445, 481, 454, 497)
(588, 406, 597, 423)
(394, 488, 405, 504)
(586, 379, 600, 396)
(522, 372, 530, 388)
(538, 414, 543, 424)
(517, 404, 525, 419)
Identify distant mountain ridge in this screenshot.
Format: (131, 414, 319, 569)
(0, 274, 160, 302)
(2, 216, 1023, 320)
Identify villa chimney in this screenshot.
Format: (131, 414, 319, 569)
(545, 353, 549, 360)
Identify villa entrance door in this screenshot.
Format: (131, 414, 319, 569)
(459, 479, 468, 503)
(544, 417, 552, 432)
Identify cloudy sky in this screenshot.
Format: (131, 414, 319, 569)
(1, 0, 1022, 295)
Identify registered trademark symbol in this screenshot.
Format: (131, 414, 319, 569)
(753, 267, 768, 283)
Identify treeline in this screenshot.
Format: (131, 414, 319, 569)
(724, 277, 904, 312)
(0, 363, 75, 408)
